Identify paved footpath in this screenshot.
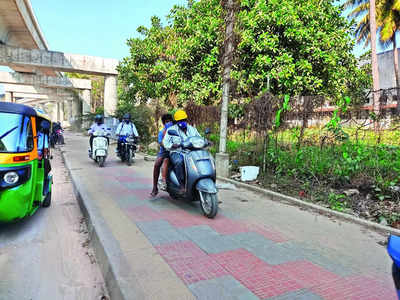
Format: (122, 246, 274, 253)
(63, 131, 397, 300)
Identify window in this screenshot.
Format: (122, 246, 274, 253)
(0, 113, 34, 153)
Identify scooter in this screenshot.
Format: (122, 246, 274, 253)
(388, 235, 400, 299)
(56, 129, 64, 144)
(160, 129, 218, 218)
(117, 135, 138, 166)
(89, 130, 109, 167)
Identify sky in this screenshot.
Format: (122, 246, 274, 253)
(29, 0, 392, 62)
(30, 0, 187, 60)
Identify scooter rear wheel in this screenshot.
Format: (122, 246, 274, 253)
(98, 156, 105, 168)
(199, 191, 218, 218)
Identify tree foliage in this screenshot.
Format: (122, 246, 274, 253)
(118, 0, 368, 108)
(234, 0, 364, 99)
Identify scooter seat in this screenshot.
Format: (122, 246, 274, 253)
(388, 235, 400, 268)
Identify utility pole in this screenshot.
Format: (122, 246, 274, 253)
(216, 0, 235, 178)
(369, 0, 380, 128)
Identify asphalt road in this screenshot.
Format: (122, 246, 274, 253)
(0, 147, 108, 300)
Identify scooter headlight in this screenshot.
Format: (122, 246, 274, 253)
(191, 138, 206, 149)
(4, 171, 19, 185)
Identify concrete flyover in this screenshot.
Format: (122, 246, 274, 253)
(0, 71, 91, 89)
(0, 0, 120, 117)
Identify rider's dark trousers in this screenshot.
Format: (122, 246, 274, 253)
(170, 152, 184, 186)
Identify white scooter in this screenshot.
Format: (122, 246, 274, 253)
(89, 130, 109, 167)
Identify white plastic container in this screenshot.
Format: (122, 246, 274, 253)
(240, 166, 260, 181)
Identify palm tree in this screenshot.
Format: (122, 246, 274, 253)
(346, 0, 400, 113)
(378, 0, 400, 112)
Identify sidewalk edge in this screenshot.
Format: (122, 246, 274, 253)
(61, 151, 127, 300)
(217, 176, 400, 236)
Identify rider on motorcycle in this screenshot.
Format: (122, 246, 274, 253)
(88, 114, 108, 154)
(115, 113, 139, 156)
(163, 109, 201, 194)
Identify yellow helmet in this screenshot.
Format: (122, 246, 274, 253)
(174, 109, 188, 121)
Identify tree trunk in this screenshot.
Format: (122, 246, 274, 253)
(218, 0, 235, 154)
(369, 0, 380, 130)
(393, 37, 400, 114)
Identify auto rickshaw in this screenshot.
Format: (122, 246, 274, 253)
(0, 102, 53, 222)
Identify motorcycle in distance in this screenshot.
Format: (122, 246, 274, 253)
(89, 129, 110, 167)
(387, 235, 400, 299)
(159, 128, 218, 218)
(117, 135, 138, 166)
(50, 129, 64, 147)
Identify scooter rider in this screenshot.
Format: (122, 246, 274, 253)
(163, 109, 201, 194)
(115, 113, 139, 155)
(88, 114, 108, 154)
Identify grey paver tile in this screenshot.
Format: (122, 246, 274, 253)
(229, 231, 276, 249)
(136, 220, 188, 245)
(266, 289, 323, 300)
(247, 242, 305, 265)
(179, 225, 249, 254)
(189, 275, 258, 300)
(281, 242, 354, 277)
(179, 225, 220, 238)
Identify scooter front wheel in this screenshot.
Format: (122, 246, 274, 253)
(127, 149, 132, 166)
(198, 191, 218, 218)
(98, 156, 105, 167)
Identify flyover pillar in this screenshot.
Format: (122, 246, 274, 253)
(65, 100, 72, 127)
(51, 103, 57, 122)
(71, 96, 82, 129)
(104, 75, 117, 117)
(5, 92, 13, 102)
(57, 102, 65, 123)
(80, 89, 91, 115)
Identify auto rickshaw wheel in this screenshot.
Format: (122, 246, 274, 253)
(42, 191, 52, 207)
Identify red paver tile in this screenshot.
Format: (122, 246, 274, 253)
(311, 275, 397, 300)
(208, 217, 249, 235)
(160, 210, 207, 227)
(155, 240, 207, 262)
(168, 255, 229, 284)
(155, 241, 228, 284)
(275, 260, 341, 287)
(160, 209, 251, 234)
(126, 205, 163, 222)
(116, 175, 136, 183)
(211, 249, 303, 298)
(131, 189, 152, 201)
(136, 177, 153, 185)
(247, 223, 289, 243)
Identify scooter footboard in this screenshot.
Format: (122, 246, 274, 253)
(196, 178, 217, 194)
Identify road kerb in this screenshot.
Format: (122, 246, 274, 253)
(217, 176, 400, 236)
(61, 151, 130, 300)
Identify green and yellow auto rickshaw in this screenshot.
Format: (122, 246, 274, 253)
(0, 102, 53, 222)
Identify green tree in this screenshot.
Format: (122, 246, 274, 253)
(346, 0, 400, 111)
(117, 16, 171, 106)
(233, 0, 362, 101)
(119, 0, 367, 111)
(117, 1, 223, 108)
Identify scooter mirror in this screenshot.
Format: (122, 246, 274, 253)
(168, 130, 179, 136)
(205, 128, 211, 135)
